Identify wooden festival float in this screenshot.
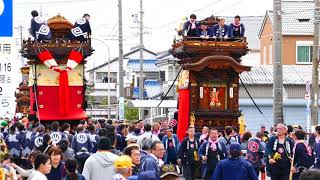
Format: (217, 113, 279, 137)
(20, 15, 93, 123)
(172, 16, 251, 138)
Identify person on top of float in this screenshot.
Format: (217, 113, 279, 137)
(70, 13, 91, 42)
(209, 18, 229, 39)
(229, 15, 245, 38)
(183, 14, 199, 37)
(30, 10, 52, 42)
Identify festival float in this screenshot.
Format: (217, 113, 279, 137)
(172, 16, 251, 140)
(20, 14, 93, 123)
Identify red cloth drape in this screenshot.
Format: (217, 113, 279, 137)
(59, 70, 70, 115)
(37, 50, 53, 64)
(177, 89, 190, 142)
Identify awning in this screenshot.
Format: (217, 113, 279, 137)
(144, 80, 163, 99)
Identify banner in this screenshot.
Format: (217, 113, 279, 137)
(177, 89, 190, 142)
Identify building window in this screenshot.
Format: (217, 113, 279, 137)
(297, 46, 312, 63)
(269, 45, 272, 64)
(95, 72, 117, 83)
(296, 41, 313, 64)
(160, 71, 165, 82)
(3, 44, 10, 54)
(263, 46, 266, 64)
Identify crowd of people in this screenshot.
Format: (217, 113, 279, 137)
(181, 14, 245, 39)
(1, 118, 320, 180)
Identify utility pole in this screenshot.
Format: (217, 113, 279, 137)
(15, 25, 24, 66)
(273, 0, 284, 125)
(118, 0, 125, 121)
(18, 25, 23, 50)
(118, 0, 124, 97)
(311, 0, 320, 126)
(139, 0, 144, 120)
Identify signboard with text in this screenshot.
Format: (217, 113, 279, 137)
(0, 56, 19, 117)
(118, 97, 125, 121)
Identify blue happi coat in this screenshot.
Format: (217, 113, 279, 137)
(70, 18, 91, 41)
(71, 133, 93, 155)
(30, 16, 52, 41)
(5, 133, 23, 158)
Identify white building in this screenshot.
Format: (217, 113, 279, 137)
(86, 47, 165, 118)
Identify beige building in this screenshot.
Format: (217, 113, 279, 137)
(259, 0, 314, 65)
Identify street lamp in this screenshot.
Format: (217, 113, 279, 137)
(91, 37, 111, 120)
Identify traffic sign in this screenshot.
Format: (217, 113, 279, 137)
(0, 0, 13, 37)
(305, 81, 310, 99)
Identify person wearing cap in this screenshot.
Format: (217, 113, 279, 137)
(160, 164, 180, 180)
(125, 134, 138, 145)
(211, 142, 258, 180)
(127, 126, 140, 143)
(162, 128, 180, 164)
(177, 126, 200, 180)
(265, 123, 294, 180)
(123, 145, 141, 175)
(82, 137, 119, 180)
(137, 170, 159, 180)
(113, 155, 134, 180)
(199, 128, 227, 180)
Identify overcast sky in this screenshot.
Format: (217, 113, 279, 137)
(13, 0, 273, 68)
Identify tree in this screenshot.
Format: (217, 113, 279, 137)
(125, 103, 139, 122)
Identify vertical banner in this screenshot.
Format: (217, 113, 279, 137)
(177, 70, 190, 142)
(0, 0, 13, 37)
(119, 97, 125, 121)
(177, 89, 190, 142)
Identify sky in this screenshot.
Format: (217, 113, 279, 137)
(12, 0, 273, 68)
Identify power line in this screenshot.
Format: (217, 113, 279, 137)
(152, 0, 243, 30)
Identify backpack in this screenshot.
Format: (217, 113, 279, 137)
(224, 136, 232, 146)
(300, 143, 315, 168)
(294, 143, 314, 168)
